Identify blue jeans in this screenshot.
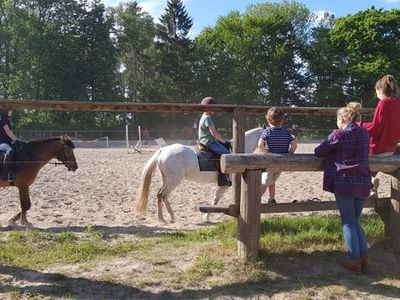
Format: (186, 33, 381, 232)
(334, 193, 368, 259)
(0, 143, 12, 154)
(206, 140, 230, 155)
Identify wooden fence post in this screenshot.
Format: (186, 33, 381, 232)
(238, 169, 262, 262)
(232, 108, 245, 206)
(389, 171, 400, 249)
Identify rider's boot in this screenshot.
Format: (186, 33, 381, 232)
(3, 152, 15, 182)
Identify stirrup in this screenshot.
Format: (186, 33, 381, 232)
(7, 171, 15, 182)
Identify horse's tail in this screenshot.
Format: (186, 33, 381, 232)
(136, 148, 161, 214)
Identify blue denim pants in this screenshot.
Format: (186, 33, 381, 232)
(0, 143, 12, 154)
(334, 193, 368, 259)
(206, 140, 230, 155)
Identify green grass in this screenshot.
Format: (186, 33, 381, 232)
(1, 214, 398, 299)
(0, 214, 385, 270)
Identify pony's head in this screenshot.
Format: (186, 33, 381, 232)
(244, 127, 263, 153)
(56, 135, 78, 172)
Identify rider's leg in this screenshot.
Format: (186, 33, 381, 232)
(0, 143, 14, 182)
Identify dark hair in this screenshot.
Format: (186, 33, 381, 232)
(200, 97, 216, 105)
(266, 107, 284, 126)
(375, 75, 400, 98)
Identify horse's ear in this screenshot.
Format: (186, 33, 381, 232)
(60, 135, 75, 149)
(60, 134, 70, 144)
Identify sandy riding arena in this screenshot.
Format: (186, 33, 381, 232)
(0, 142, 392, 232)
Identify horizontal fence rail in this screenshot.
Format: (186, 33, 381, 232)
(221, 153, 400, 174)
(0, 99, 375, 115)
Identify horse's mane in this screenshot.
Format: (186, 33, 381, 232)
(245, 127, 263, 136)
(27, 136, 75, 149)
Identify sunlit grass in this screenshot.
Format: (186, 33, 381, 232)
(0, 214, 385, 270)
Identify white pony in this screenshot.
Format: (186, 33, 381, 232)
(136, 127, 263, 223)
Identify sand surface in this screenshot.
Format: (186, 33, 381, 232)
(0, 143, 391, 233)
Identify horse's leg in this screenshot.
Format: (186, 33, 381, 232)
(203, 186, 229, 223)
(157, 175, 180, 224)
(8, 212, 21, 226)
(17, 186, 32, 227)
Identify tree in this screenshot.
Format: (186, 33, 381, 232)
(155, 0, 194, 102)
(194, 1, 311, 106)
(112, 1, 156, 103)
(330, 7, 400, 107)
(305, 12, 348, 108)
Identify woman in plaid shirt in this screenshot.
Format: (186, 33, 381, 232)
(314, 102, 371, 275)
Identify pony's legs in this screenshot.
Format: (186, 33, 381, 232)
(204, 186, 230, 222)
(157, 175, 180, 223)
(8, 212, 21, 226)
(9, 186, 32, 227)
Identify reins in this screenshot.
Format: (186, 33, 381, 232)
(49, 161, 65, 166)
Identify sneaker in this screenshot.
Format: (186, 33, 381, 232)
(268, 198, 277, 204)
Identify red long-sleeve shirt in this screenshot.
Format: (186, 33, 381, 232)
(361, 98, 400, 155)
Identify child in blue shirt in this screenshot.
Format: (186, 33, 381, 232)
(258, 107, 297, 203)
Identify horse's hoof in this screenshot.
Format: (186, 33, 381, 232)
(21, 221, 33, 228)
(169, 218, 175, 224)
(203, 213, 211, 223)
(158, 218, 167, 224)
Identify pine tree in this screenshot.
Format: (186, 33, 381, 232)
(156, 0, 194, 102)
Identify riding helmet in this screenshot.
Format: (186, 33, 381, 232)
(200, 97, 216, 105)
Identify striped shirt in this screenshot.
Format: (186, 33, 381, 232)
(260, 127, 294, 153)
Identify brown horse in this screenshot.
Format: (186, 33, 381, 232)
(1, 135, 78, 227)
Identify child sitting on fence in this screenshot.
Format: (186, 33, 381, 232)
(360, 75, 400, 197)
(314, 102, 371, 275)
(258, 107, 297, 203)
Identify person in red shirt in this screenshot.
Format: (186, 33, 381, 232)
(361, 75, 400, 196)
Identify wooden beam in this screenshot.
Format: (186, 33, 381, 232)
(238, 169, 262, 262)
(0, 99, 375, 115)
(390, 171, 400, 249)
(199, 197, 390, 217)
(221, 153, 400, 174)
(232, 108, 245, 206)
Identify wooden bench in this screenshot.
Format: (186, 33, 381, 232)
(201, 153, 400, 262)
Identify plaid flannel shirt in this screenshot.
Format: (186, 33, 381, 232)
(314, 123, 371, 198)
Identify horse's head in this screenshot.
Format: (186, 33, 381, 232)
(56, 135, 78, 172)
(244, 127, 264, 153)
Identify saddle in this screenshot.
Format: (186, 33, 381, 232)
(0, 141, 29, 181)
(195, 141, 231, 186)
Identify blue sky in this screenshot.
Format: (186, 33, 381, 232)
(102, 0, 400, 37)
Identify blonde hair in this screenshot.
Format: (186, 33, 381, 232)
(266, 107, 284, 126)
(337, 102, 362, 124)
(375, 75, 400, 98)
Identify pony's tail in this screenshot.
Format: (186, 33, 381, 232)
(136, 148, 161, 214)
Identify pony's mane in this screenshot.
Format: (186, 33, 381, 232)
(245, 127, 263, 136)
(27, 136, 75, 149)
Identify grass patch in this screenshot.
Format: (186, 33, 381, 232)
(1, 214, 397, 299)
(259, 214, 384, 251)
(0, 214, 385, 270)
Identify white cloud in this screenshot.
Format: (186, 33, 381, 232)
(102, 0, 120, 6)
(311, 10, 334, 26)
(139, 0, 165, 19)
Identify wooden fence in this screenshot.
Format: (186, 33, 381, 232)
(202, 153, 400, 262)
(0, 99, 376, 207)
(2, 99, 390, 262)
